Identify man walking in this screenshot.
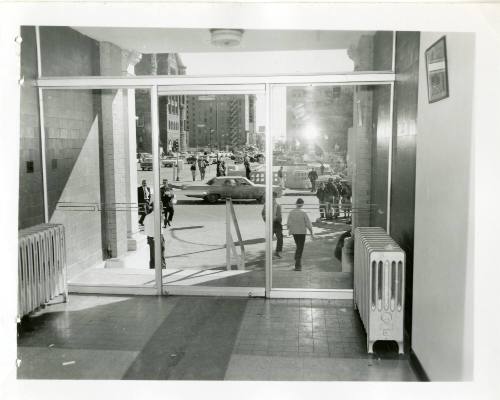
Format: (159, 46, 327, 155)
(278, 166, 285, 189)
(160, 178, 175, 227)
(199, 158, 208, 180)
(244, 156, 252, 181)
(261, 195, 283, 258)
(308, 168, 318, 193)
(190, 162, 196, 181)
(137, 179, 151, 227)
(287, 198, 314, 271)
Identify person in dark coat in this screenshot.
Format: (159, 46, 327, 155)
(308, 168, 318, 192)
(333, 177, 343, 219)
(160, 178, 175, 227)
(324, 177, 338, 220)
(316, 182, 327, 219)
(137, 179, 151, 226)
(244, 157, 252, 181)
(190, 162, 196, 181)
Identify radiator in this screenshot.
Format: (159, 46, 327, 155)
(354, 227, 405, 354)
(18, 224, 68, 318)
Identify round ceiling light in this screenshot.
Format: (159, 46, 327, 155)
(209, 29, 244, 48)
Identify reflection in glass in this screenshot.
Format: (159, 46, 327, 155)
(42, 88, 152, 286)
(271, 84, 392, 290)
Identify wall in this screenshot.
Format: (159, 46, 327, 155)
(18, 27, 44, 229)
(19, 26, 104, 278)
(412, 32, 474, 381)
(369, 84, 391, 229)
(390, 31, 420, 336)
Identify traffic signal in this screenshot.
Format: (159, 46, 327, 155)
(172, 139, 179, 152)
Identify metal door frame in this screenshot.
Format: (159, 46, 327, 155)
(35, 73, 395, 298)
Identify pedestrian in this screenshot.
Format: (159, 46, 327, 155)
(277, 166, 285, 189)
(287, 198, 314, 271)
(221, 160, 226, 176)
(190, 162, 196, 181)
(324, 177, 338, 220)
(244, 157, 252, 180)
(320, 163, 325, 175)
(340, 180, 352, 220)
(160, 178, 175, 227)
(216, 160, 222, 177)
(261, 195, 283, 258)
(307, 168, 318, 193)
(316, 182, 327, 219)
(143, 202, 166, 269)
(333, 177, 343, 219)
(137, 179, 151, 227)
(199, 158, 207, 180)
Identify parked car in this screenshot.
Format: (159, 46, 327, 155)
(184, 176, 282, 204)
(137, 152, 151, 163)
(161, 156, 178, 167)
(140, 156, 153, 171)
(186, 155, 197, 164)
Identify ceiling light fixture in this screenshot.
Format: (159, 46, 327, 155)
(210, 29, 244, 48)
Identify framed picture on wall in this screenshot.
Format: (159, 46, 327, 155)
(425, 36, 449, 103)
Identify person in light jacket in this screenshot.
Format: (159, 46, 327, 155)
(286, 198, 314, 271)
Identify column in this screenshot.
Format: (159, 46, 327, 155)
(121, 50, 143, 251)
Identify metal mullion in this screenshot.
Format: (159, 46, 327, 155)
(387, 81, 395, 234)
(35, 72, 395, 89)
(35, 27, 49, 224)
(151, 86, 162, 295)
(265, 83, 273, 296)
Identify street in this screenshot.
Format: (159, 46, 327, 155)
(133, 162, 351, 288)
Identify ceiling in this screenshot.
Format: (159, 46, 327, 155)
(72, 27, 374, 54)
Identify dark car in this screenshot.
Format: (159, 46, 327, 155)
(140, 156, 153, 171)
(184, 176, 283, 204)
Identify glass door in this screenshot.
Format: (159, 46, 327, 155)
(268, 83, 393, 298)
(156, 84, 268, 296)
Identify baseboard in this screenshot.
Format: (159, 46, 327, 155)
(409, 348, 430, 382)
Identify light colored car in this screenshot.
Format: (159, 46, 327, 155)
(185, 176, 283, 204)
(161, 156, 178, 167)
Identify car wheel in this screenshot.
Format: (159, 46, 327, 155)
(206, 194, 220, 204)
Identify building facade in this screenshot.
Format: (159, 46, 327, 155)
(186, 95, 253, 151)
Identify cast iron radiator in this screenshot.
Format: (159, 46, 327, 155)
(18, 224, 68, 318)
(354, 227, 405, 354)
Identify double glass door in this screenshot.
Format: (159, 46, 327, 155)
(39, 80, 392, 298)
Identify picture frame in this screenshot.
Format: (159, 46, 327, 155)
(425, 36, 449, 103)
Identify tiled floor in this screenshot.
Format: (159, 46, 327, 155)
(233, 299, 366, 358)
(17, 294, 417, 381)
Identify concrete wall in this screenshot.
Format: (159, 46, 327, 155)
(412, 32, 475, 381)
